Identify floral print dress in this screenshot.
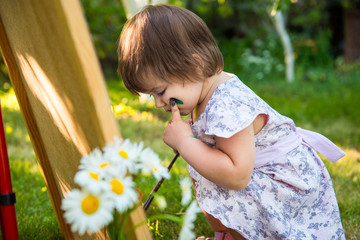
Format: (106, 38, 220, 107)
(188, 74, 345, 239)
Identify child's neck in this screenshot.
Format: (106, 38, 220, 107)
(194, 71, 230, 121)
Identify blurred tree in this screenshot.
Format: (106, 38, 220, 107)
(80, 0, 172, 80)
(121, 0, 148, 18)
(81, 0, 128, 79)
(121, 0, 168, 19)
(271, 0, 295, 82)
(287, 0, 360, 64)
(78, 0, 359, 83)
(185, 0, 295, 82)
(186, 0, 272, 39)
(342, 0, 360, 62)
(272, 10, 295, 82)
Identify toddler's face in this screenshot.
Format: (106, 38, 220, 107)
(143, 75, 203, 116)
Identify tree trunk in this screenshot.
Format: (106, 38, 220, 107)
(344, 9, 360, 63)
(273, 10, 295, 82)
(121, 0, 148, 19)
(121, 0, 168, 19)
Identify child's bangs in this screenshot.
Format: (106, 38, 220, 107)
(122, 67, 152, 95)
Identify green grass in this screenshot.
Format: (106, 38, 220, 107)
(10, 159, 62, 239)
(0, 62, 359, 239)
(0, 103, 62, 239)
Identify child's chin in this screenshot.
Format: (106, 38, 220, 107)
(180, 110, 191, 116)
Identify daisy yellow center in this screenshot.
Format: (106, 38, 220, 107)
(81, 195, 100, 215)
(183, 185, 188, 193)
(99, 163, 109, 168)
(153, 167, 158, 172)
(119, 150, 128, 159)
(110, 179, 124, 195)
(89, 172, 99, 181)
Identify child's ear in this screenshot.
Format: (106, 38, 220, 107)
(192, 54, 204, 76)
(192, 53, 204, 67)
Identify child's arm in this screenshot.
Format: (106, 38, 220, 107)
(163, 103, 255, 190)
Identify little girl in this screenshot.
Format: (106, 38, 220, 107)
(118, 4, 346, 240)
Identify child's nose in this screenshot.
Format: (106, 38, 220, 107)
(154, 97, 166, 108)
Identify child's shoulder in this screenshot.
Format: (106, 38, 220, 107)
(214, 73, 261, 104)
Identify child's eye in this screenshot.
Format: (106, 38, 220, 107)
(157, 88, 166, 96)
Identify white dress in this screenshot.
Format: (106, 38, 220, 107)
(188, 74, 345, 239)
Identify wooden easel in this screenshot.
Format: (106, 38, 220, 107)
(0, 0, 152, 239)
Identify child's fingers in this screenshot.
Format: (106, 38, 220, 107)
(184, 118, 193, 125)
(170, 99, 182, 122)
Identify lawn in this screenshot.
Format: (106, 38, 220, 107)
(0, 61, 359, 239)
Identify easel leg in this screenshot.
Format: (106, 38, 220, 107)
(0, 105, 19, 240)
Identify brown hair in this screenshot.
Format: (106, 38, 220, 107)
(118, 4, 223, 95)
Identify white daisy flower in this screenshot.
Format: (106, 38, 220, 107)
(78, 148, 104, 169)
(103, 137, 143, 174)
(180, 177, 193, 206)
(151, 162, 170, 181)
(61, 189, 114, 236)
(79, 148, 122, 178)
(140, 147, 170, 180)
(178, 200, 201, 240)
(108, 173, 138, 213)
(74, 169, 111, 195)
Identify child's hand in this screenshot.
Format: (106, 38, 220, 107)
(163, 100, 193, 152)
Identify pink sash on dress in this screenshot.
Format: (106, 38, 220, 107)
(254, 127, 345, 169)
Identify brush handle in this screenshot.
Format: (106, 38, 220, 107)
(143, 152, 180, 211)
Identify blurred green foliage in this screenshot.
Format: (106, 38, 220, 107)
(1, 0, 359, 86)
(78, 0, 360, 83)
(80, 0, 128, 78)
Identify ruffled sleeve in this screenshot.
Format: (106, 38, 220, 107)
(205, 95, 267, 138)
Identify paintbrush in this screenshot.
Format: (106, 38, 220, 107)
(143, 98, 184, 211)
(143, 152, 180, 211)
